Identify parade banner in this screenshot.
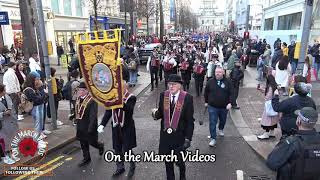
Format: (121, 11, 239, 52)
(76, 29, 124, 110)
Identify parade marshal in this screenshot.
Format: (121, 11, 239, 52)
(152, 74, 195, 180)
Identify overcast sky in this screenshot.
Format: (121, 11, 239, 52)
(190, 0, 225, 12)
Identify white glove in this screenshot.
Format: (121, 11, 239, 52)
(97, 125, 105, 133)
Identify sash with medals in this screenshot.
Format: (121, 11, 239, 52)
(180, 59, 189, 71)
(151, 55, 160, 68)
(112, 90, 133, 127)
(76, 94, 92, 120)
(163, 90, 187, 134)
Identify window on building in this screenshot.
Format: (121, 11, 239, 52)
(51, 0, 60, 14)
(202, 20, 204, 24)
(75, 0, 83, 16)
(64, 0, 72, 16)
(212, 20, 214, 25)
(264, 18, 274, 30)
(278, 12, 302, 30)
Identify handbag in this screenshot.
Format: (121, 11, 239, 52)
(265, 100, 278, 116)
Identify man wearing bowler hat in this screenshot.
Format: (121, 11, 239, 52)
(152, 74, 195, 180)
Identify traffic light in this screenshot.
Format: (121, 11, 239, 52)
(244, 32, 250, 39)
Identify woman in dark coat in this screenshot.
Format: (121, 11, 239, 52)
(98, 82, 137, 178)
(0, 84, 19, 164)
(75, 82, 104, 167)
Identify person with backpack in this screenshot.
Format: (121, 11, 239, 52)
(47, 67, 63, 127)
(266, 107, 320, 180)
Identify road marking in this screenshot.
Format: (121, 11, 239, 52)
(236, 170, 244, 180)
(65, 157, 73, 161)
(27, 161, 65, 180)
(14, 156, 64, 180)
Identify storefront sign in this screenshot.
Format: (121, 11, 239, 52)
(54, 19, 87, 31)
(0, 12, 9, 25)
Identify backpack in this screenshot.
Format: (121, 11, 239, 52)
(56, 78, 64, 101)
(128, 60, 137, 70)
(62, 80, 78, 100)
(20, 87, 34, 113)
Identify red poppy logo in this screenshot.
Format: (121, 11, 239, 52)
(18, 138, 38, 157)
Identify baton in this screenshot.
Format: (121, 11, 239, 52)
(199, 106, 207, 125)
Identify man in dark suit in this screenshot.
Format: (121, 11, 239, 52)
(98, 81, 137, 178)
(75, 82, 104, 167)
(152, 74, 195, 180)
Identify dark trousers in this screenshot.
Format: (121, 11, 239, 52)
(8, 93, 19, 116)
(150, 68, 159, 89)
(181, 72, 190, 91)
(47, 95, 59, 119)
(165, 150, 186, 180)
(114, 143, 135, 170)
(159, 65, 163, 81)
(80, 139, 103, 160)
(231, 83, 240, 107)
(194, 78, 204, 96)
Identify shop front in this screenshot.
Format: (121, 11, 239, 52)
(53, 17, 89, 53)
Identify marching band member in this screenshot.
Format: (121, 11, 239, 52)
(152, 74, 195, 180)
(179, 53, 193, 91)
(76, 81, 104, 167)
(147, 48, 161, 91)
(98, 81, 137, 178)
(193, 55, 206, 97)
(163, 51, 177, 89)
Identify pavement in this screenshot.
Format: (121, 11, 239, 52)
(0, 62, 151, 177)
(229, 67, 320, 160)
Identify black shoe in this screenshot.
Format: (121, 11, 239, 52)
(99, 144, 104, 156)
(112, 168, 125, 177)
(127, 165, 136, 178)
(78, 158, 91, 167)
(232, 106, 240, 109)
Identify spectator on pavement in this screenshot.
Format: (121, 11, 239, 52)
(226, 49, 238, 77)
(256, 55, 265, 90)
(281, 42, 289, 56)
(266, 107, 320, 180)
(15, 61, 26, 90)
(288, 41, 297, 74)
(257, 74, 280, 140)
(3, 62, 22, 120)
(0, 84, 19, 164)
(263, 44, 272, 67)
(311, 41, 320, 80)
(229, 60, 244, 109)
(204, 67, 232, 147)
(56, 44, 64, 66)
(23, 72, 47, 137)
(29, 52, 41, 73)
(0, 53, 5, 73)
(302, 56, 312, 83)
(47, 67, 63, 127)
(275, 56, 291, 96)
(271, 43, 283, 69)
(272, 82, 316, 137)
(127, 48, 139, 87)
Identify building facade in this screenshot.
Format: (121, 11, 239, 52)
(198, 0, 224, 32)
(260, 0, 319, 47)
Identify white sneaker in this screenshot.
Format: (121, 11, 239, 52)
(43, 130, 52, 135)
(209, 139, 216, 147)
(57, 120, 64, 126)
(18, 115, 24, 119)
(218, 130, 224, 137)
(17, 117, 24, 121)
(257, 132, 270, 140)
(3, 156, 15, 165)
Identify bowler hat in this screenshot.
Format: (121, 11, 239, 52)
(78, 81, 87, 89)
(167, 74, 183, 84)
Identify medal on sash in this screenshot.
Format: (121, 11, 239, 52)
(163, 90, 187, 134)
(75, 94, 92, 120)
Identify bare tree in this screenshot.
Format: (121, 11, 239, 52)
(178, 5, 197, 32)
(136, 0, 156, 35)
(83, 0, 107, 30)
